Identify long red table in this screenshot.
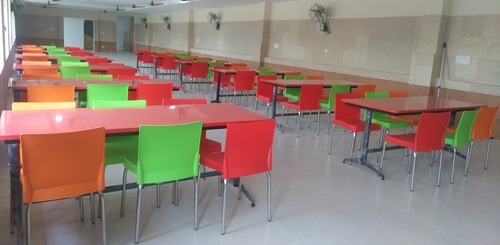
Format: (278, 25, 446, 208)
(0, 103, 272, 237)
(342, 96, 485, 180)
(13, 63, 134, 76)
(8, 78, 182, 102)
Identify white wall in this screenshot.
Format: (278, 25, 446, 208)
(63, 17, 84, 48)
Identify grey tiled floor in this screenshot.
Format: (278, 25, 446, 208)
(1, 52, 499, 244)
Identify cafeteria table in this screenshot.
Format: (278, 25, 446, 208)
(0, 103, 272, 238)
(342, 96, 484, 180)
(13, 63, 134, 76)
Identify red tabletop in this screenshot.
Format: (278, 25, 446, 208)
(343, 96, 485, 115)
(263, 79, 359, 88)
(211, 68, 287, 77)
(15, 54, 58, 61)
(13, 64, 136, 73)
(0, 103, 271, 141)
(8, 78, 182, 91)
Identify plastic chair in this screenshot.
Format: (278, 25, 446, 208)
(356, 84, 376, 97)
(207, 62, 225, 83)
(227, 70, 256, 106)
(470, 106, 498, 170)
(71, 50, 91, 56)
(258, 70, 277, 76)
(84, 57, 110, 65)
(199, 120, 275, 235)
(60, 64, 90, 79)
(57, 56, 81, 64)
(210, 65, 232, 101)
(320, 84, 351, 134)
(387, 90, 420, 126)
(23, 67, 59, 75)
(21, 61, 52, 66)
(116, 75, 150, 80)
(86, 83, 129, 108)
(281, 84, 323, 137)
(91, 100, 147, 109)
(283, 75, 305, 101)
(22, 55, 49, 61)
(21, 73, 62, 79)
(12, 102, 76, 111)
(445, 109, 478, 184)
(157, 55, 178, 79)
(121, 122, 202, 243)
(254, 75, 288, 116)
(76, 74, 113, 80)
(136, 83, 173, 106)
(306, 75, 324, 80)
(138, 51, 156, 74)
(20, 127, 107, 245)
(27, 84, 75, 102)
(185, 62, 209, 91)
(107, 67, 137, 78)
(328, 93, 381, 157)
(379, 111, 451, 191)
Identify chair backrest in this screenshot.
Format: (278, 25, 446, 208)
(306, 75, 324, 80)
(85, 57, 110, 65)
(136, 121, 202, 184)
(233, 70, 255, 90)
(86, 83, 129, 108)
(388, 90, 409, 98)
(162, 98, 207, 106)
(212, 65, 231, 84)
(450, 109, 479, 147)
(60, 66, 90, 79)
(222, 120, 275, 179)
(136, 83, 173, 106)
(91, 100, 147, 109)
(27, 85, 75, 102)
(23, 67, 59, 75)
(298, 84, 323, 110)
(256, 75, 278, 99)
(116, 75, 150, 80)
(414, 111, 452, 152)
(71, 51, 91, 57)
(284, 71, 301, 77)
(22, 55, 49, 61)
(323, 84, 351, 109)
(258, 70, 277, 76)
(76, 74, 113, 80)
(159, 55, 177, 70)
(107, 67, 137, 78)
(21, 73, 62, 79)
(61, 61, 89, 67)
(188, 62, 209, 78)
(356, 84, 377, 97)
(12, 101, 77, 111)
(20, 127, 105, 203)
(21, 61, 52, 66)
(57, 56, 81, 64)
(472, 106, 497, 141)
(285, 75, 304, 80)
(365, 91, 389, 120)
(334, 93, 361, 122)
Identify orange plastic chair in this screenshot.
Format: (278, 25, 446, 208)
(21, 61, 52, 66)
(356, 84, 376, 97)
(22, 54, 49, 61)
(199, 119, 276, 235)
(254, 75, 288, 116)
(27, 84, 75, 102)
(328, 93, 381, 157)
(227, 70, 255, 106)
(23, 67, 59, 75)
(136, 83, 173, 106)
(388, 90, 420, 126)
(379, 111, 451, 191)
(20, 127, 107, 244)
(21, 73, 62, 79)
(470, 106, 498, 170)
(281, 84, 323, 137)
(22, 48, 45, 53)
(284, 71, 301, 76)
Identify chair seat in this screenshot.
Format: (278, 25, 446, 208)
(371, 117, 409, 129)
(200, 152, 224, 173)
(335, 119, 381, 132)
(256, 95, 288, 103)
(200, 137, 222, 154)
(105, 135, 138, 165)
(385, 133, 416, 150)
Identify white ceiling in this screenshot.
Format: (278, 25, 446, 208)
(22, 0, 290, 14)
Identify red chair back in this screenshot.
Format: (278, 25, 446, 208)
(334, 93, 361, 122)
(256, 75, 277, 99)
(116, 75, 150, 80)
(189, 62, 209, 78)
(107, 67, 136, 78)
(85, 57, 109, 65)
(414, 111, 451, 152)
(212, 66, 231, 86)
(297, 84, 323, 110)
(223, 120, 275, 179)
(136, 83, 173, 106)
(233, 70, 255, 90)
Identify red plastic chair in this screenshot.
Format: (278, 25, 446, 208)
(210, 66, 232, 101)
(85, 57, 109, 65)
(116, 74, 148, 100)
(200, 119, 275, 235)
(328, 93, 381, 157)
(136, 83, 173, 106)
(138, 51, 156, 74)
(157, 55, 178, 79)
(281, 84, 323, 137)
(70, 50, 91, 56)
(227, 70, 255, 106)
(470, 106, 498, 170)
(254, 75, 287, 116)
(184, 61, 209, 91)
(380, 111, 451, 191)
(107, 67, 137, 78)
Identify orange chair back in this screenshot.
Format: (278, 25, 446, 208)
(230, 63, 247, 69)
(414, 111, 451, 152)
(136, 83, 173, 106)
(23, 67, 59, 75)
(22, 55, 49, 61)
(27, 84, 75, 102)
(334, 93, 361, 122)
(23, 48, 45, 54)
(389, 90, 409, 98)
(356, 85, 376, 97)
(306, 75, 324, 80)
(20, 127, 106, 203)
(284, 71, 301, 76)
(159, 55, 177, 70)
(22, 73, 62, 79)
(298, 84, 323, 110)
(21, 61, 52, 66)
(471, 106, 498, 141)
(223, 120, 276, 179)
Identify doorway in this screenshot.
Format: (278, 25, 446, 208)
(63, 18, 94, 51)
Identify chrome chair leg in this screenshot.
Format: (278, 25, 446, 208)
(437, 150, 444, 187)
(98, 191, 107, 245)
(134, 185, 143, 244)
(266, 171, 272, 222)
(237, 178, 242, 200)
(379, 141, 388, 170)
(194, 175, 199, 230)
(410, 152, 418, 191)
(25, 203, 32, 245)
(451, 147, 457, 184)
(464, 143, 472, 176)
(79, 197, 84, 221)
(90, 193, 95, 224)
(120, 169, 128, 217)
(221, 179, 228, 235)
(156, 184, 161, 208)
(328, 124, 337, 155)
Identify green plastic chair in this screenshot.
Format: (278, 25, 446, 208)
(57, 56, 81, 64)
(42, 45, 57, 49)
(61, 61, 89, 67)
(256, 66, 272, 71)
(320, 84, 351, 134)
(365, 91, 409, 148)
(445, 109, 478, 184)
(91, 100, 146, 109)
(76, 74, 113, 80)
(208, 62, 225, 80)
(120, 121, 202, 243)
(47, 49, 68, 56)
(60, 62, 91, 79)
(258, 70, 277, 75)
(86, 83, 129, 108)
(283, 75, 305, 101)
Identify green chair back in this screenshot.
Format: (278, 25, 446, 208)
(57, 56, 81, 64)
(61, 61, 89, 67)
(365, 91, 409, 129)
(60, 65, 90, 79)
(76, 74, 113, 80)
(86, 83, 129, 108)
(283, 75, 305, 101)
(365, 91, 388, 120)
(445, 109, 478, 148)
(130, 121, 202, 184)
(91, 100, 146, 109)
(256, 66, 272, 71)
(258, 70, 277, 76)
(320, 84, 351, 110)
